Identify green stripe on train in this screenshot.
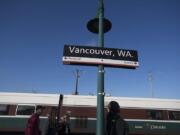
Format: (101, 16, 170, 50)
(128, 120, 180, 134)
(70, 118, 180, 134)
(0, 117, 180, 135)
(0, 117, 48, 131)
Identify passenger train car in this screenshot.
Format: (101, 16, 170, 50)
(0, 92, 180, 135)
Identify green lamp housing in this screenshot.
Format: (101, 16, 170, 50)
(87, 17, 112, 34)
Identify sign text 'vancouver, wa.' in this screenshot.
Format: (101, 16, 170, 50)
(62, 45, 139, 69)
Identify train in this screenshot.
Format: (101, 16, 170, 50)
(0, 92, 180, 135)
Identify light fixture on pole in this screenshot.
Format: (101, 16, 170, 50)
(87, 17, 112, 34)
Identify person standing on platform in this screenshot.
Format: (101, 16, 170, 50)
(58, 111, 71, 135)
(106, 101, 129, 135)
(25, 106, 44, 135)
(46, 108, 57, 135)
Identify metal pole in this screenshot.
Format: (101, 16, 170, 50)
(148, 71, 154, 98)
(96, 0, 104, 135)
(56, 94, 63, 134)
(74, 69, 79, 95)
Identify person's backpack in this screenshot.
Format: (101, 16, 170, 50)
(110, 116, 129, 135)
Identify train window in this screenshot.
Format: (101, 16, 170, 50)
(0, 104, 9, 115)
(169, 111, 180, 120)
(147, 110, 163, 120)
(16, 105, 35, 115)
